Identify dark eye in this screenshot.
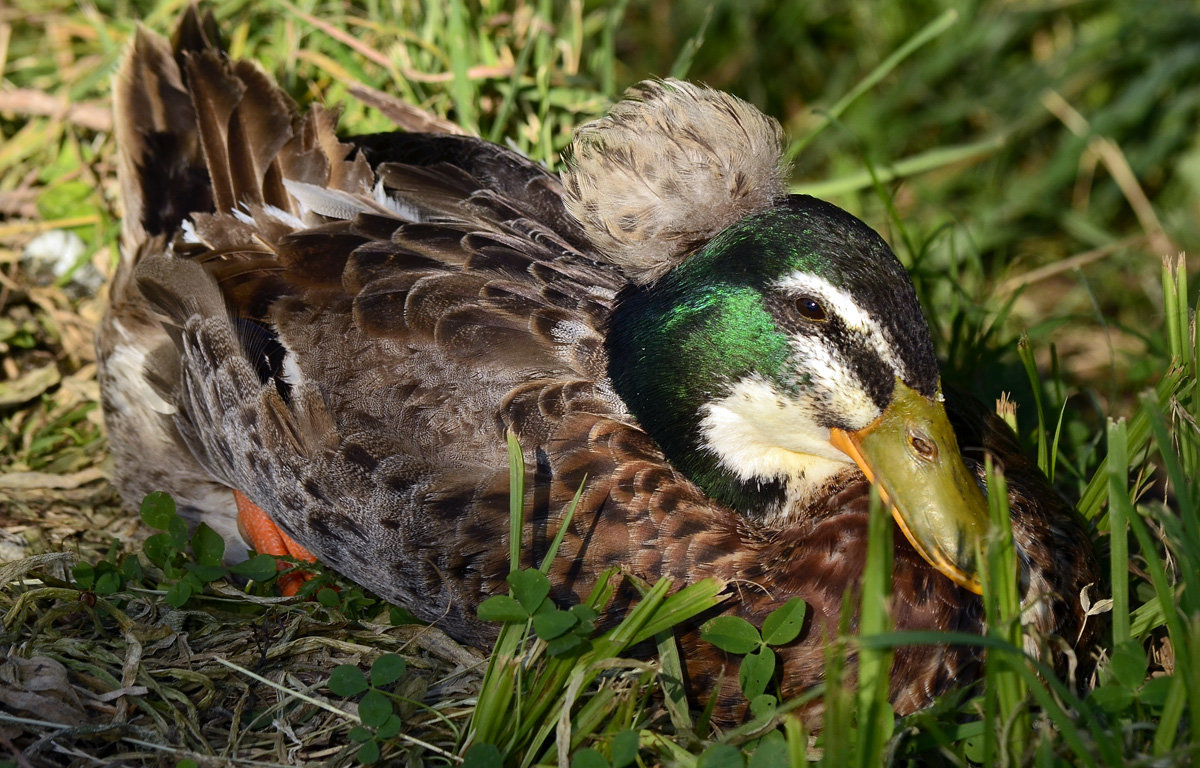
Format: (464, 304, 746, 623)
(795, 296, 827, 321)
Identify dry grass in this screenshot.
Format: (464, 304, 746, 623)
(1, 550, 483, 765)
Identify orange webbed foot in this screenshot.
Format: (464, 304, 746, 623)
(234, 490, 317, 596)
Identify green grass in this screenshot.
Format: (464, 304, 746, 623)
(1, 0, 1198, 765)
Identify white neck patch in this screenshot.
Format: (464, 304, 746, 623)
(698, 375, 859, 513)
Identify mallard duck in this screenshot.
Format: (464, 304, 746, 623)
(98, 9, 1098, 722)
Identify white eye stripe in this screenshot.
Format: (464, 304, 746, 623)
(771, 271, 908, 381)
(773, 272, 869, 330)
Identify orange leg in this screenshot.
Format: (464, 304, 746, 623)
(234, 490, 317, 596)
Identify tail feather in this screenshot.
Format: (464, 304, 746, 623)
(170, 4, 222, 62)
(113, 23, 206, 258)
(113, 5, 369, 263)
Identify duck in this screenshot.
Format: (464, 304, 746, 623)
(97, 7, 1099, 723)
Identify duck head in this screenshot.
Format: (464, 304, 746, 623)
(566, 79, 991, 594)
(605, 196, 990, 594)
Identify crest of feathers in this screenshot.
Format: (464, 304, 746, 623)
(561, 79, 789, 284)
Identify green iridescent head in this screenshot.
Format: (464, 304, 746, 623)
(607, 195, 934, 502)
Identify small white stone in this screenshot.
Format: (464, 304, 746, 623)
(21, 229, 104, 296)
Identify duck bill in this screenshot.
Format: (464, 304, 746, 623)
(829, 381, 989, 594)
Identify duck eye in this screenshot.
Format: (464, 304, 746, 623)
(795, 297, 827, 321)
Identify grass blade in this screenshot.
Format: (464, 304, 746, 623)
(656, 629, 694, 735)
(856, 488, 893, 768)
(1077, 367, 1188, 521)
(444, 0, 477, 134)
(785, 8, 958, 162)
(508, 430, 524, 574)
(980, 462, 1027, 761)
(539, 475, 587, 574)
(791, 134, 1007, 199)
(1017, 337, 1049, 474)
(1106, 418, 1131, 644)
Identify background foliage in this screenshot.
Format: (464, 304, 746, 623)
(0, 0, 1197, 765)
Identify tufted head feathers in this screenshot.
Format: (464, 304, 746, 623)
(561, 79, 789, 284)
